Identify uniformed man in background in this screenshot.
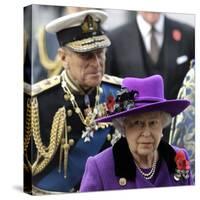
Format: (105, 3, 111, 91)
(24, 9, 121, 194)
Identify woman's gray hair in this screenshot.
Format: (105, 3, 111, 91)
(161, 111, 172, 128)
(112, 111, 172, 136)
(112, 117, 126, 136)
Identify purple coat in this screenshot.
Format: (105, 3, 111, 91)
(80, 138, 193, 192)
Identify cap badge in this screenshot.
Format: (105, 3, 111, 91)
(81, 15, 98, 33)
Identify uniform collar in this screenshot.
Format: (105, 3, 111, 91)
(112, 137, 176, 181)
(61, 70, 95, 95)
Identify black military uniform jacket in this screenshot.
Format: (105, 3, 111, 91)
(24, 72, 121, 193)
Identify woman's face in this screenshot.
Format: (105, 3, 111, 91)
(124, 111, 164, 157)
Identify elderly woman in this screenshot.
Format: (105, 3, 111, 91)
(80, 75, 193, 192)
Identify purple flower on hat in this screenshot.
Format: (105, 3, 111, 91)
(96, 75, 190, 123)
(113, 88, 139, 113)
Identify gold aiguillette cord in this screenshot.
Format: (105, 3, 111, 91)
(58, 118, 72, 178)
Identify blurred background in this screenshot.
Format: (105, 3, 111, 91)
(24, 4, 195, 84)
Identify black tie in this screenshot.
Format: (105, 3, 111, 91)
(150, 26, 159, 63)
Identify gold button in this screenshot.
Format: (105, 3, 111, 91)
(64, 94, 70, 101)
(67, 126, 72, 132)
(75, 108, 81, 114)
(63, 143, 70, 150)
(119, 178, 127, 186)
(67, 109, 73, 117)
(68, 139, 75, 146)
(107, 134, 112, 141)
(84, 118, 91, 126)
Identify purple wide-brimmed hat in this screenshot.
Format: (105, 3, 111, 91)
(96, 75, 190, 122)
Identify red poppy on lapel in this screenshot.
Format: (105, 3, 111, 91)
(174, 150, 190, 181)
(175, 150, 190, 171)
(172, 29, 182, 41)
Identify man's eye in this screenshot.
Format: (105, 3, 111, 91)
(80, 54, 89, 58)
(96, 51, 104, 57)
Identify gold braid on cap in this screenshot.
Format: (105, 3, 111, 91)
(24, 97, 66, 176)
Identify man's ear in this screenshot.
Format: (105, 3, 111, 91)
(58, 48, 70, 70)
(58, 48, 66, 61)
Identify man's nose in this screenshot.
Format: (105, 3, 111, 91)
(91, 53, 101, 67)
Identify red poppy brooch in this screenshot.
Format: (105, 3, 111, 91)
(106, 88, 139, 114)
(106, 95, 116, 113)
(172, 29, 182, 41)
(174, 150, 190, 181)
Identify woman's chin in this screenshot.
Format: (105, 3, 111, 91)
(138, 147, 154, 156)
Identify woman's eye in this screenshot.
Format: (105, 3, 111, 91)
(132, 121, 139, 126)
(128, 121, 142, 128)
(149, 120, 158, 127)
(134, 121, 139, 125)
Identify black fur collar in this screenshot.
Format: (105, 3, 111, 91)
(112, 137, 176, 180)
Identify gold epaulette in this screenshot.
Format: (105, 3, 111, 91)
(24, 75, 61, 97)
(102, 74, 122, 86)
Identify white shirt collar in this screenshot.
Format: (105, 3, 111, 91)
(154, 14, 165, 33)
(136, 13, 165, 36)
(136, 13, 165, 52)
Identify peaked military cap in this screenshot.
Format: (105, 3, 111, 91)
(45, 9, 111, 52)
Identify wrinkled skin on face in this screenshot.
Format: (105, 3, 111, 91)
(59, 47, 106, 90)
(124, 111, 164, 168)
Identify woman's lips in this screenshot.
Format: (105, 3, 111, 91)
(140, 142, 153, 147)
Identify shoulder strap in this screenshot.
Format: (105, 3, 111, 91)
(24, 75, 61, 97)
(102, 74, 122, 86)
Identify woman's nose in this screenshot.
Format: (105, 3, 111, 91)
(141, 124, 151, 137)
